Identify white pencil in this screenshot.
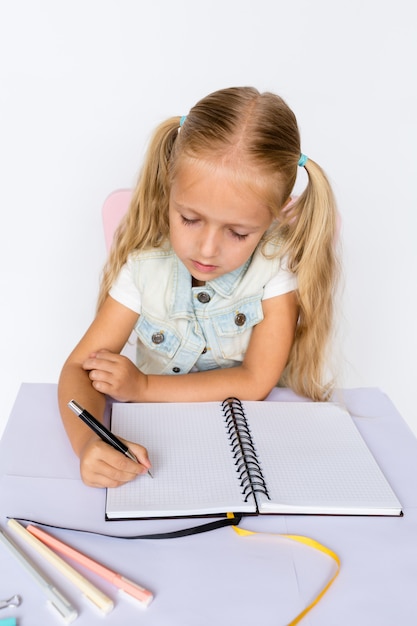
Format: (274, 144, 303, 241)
(0, 526, 78, 623)
(7, 519, 114, 614)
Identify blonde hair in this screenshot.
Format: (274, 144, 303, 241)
(99, 87, 340, 401)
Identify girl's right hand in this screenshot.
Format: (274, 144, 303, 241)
(78, 437, 151, 488)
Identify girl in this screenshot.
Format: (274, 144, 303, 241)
(58, 86, 339, 488)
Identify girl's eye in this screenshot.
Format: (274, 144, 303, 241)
(180, 215, 248, 241)
(230, 230, 249, 241)
(181, 216, 198, 226)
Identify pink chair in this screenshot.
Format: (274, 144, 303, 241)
(102, 189, 133, 252)
(102, 189, 136, 360)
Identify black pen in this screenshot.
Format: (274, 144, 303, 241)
(68, 400, 153, 477)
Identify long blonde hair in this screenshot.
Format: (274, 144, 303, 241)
(99, 87, 340, 401)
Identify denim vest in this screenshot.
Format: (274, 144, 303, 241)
(131, 242, 284, 375)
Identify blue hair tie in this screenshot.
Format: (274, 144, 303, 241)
(179, 115, 187, 127)
(298, 154, 308, 167)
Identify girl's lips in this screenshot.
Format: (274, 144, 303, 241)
(192, 260, 218, 273)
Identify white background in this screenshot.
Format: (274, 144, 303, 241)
(0, 1, 415, 437)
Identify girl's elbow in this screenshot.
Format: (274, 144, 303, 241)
(239, 369, 278, 401)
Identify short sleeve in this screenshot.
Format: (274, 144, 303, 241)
(109, 256, 142, 313)
(262, 256, 297, 300)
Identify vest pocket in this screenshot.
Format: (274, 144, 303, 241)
(211, 300, 264, 360)
(135, 315, 182, 358)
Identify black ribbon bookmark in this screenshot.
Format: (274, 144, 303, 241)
(8, 514, 243, 540)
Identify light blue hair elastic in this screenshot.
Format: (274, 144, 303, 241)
(179, 115, 187, 127)
(298, 154, 308, 167)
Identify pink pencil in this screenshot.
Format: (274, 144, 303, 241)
(27, 524, 154, 608)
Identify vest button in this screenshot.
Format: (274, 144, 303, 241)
(197, 292, 211, 303)
(201, 347, 207, 354)
(151, 331, 165, 344)
(234, 313, 246, 327)
(172, 367, 180, 373)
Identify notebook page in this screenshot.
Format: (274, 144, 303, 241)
(242, 402, 402, 515)
(106, 402, 257, 519)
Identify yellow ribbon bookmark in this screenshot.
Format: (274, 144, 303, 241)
(230, 519, 340, 626)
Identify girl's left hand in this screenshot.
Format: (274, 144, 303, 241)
(82, 349, 146, 402)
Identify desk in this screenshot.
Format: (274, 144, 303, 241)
(0, 384, 417, 625)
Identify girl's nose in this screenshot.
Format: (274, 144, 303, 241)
(198, 227, 221, 258)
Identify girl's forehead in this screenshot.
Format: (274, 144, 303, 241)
(173, 155, 269, 191)
(171, 155, 283, 210)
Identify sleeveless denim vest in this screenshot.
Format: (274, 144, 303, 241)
(131, 242, 284, 375)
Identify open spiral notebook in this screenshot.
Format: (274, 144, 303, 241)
(105, 399, 402, 520)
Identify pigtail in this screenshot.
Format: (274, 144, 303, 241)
(97, 117, 181, 309)
(280, 158, 340, 400)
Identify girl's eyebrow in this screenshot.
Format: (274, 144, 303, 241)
(173, 202, 199, 214)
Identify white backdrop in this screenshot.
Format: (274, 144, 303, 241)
(1, 0, 416, 437)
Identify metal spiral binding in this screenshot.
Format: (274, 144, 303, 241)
(222, 397, 270, 502)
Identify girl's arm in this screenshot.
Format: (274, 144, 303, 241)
(58, 296, 151, 487)
(83, 290, 299, 404)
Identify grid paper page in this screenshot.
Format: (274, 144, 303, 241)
(243, 402, 401, 515)
(106, 402, 257, 518)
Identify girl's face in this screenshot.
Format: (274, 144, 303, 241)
(169, 159, 274, 285)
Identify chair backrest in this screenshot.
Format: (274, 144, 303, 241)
(102, 189, 136, 360)
(102, 189, 133, 252)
